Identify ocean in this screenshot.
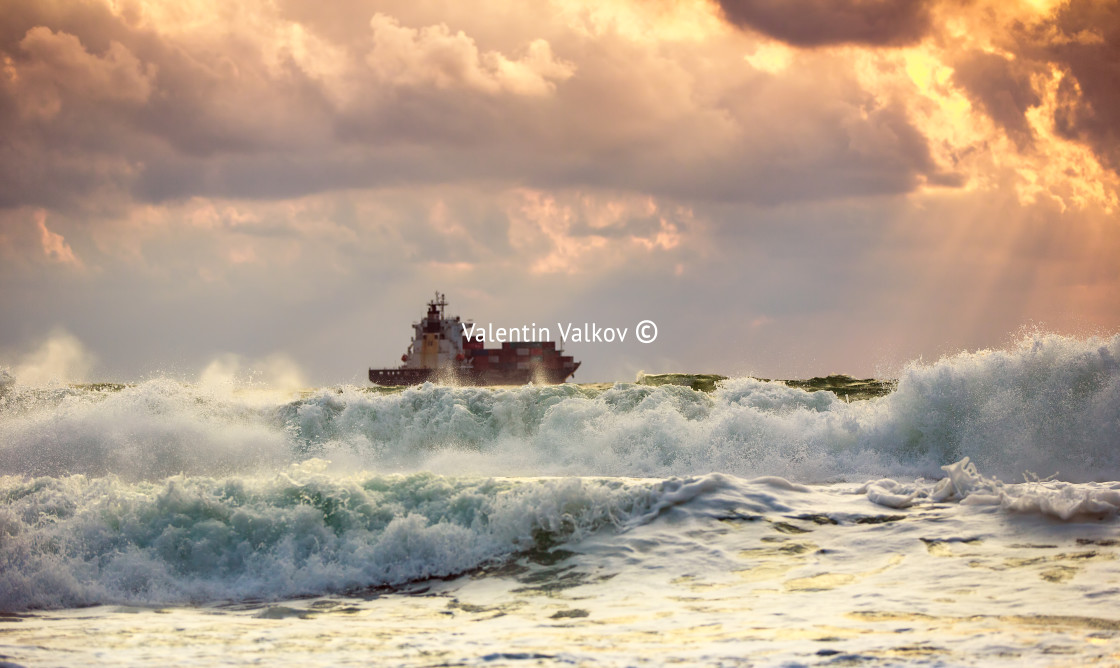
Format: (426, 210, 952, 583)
(1, 332, 1119, 666)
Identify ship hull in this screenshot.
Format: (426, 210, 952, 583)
(369, 363, 580, 387)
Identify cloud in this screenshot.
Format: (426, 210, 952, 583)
(0, 0, 959, 212)
(0, 0, 1116, 385)
(9, 26, 153, 120)
(366, 14, 574, 96)
(709, 0, 1120, 188)
(34, 209, 82, 267)
(713, 0, 937, 47)
(950, 49, 1041, 149)
(913, 0, 1120, 182)
(1017, 0, 1120, 174)
(505, 189, 693, 274)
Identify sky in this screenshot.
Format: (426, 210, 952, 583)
(1, 0, 1118, 385)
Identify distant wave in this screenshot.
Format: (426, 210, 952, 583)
(2, 332, 1118, 483)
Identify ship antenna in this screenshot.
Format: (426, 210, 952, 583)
(434, 291, 447, 318)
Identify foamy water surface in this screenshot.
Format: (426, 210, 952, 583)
(1, 333, 1118, 665)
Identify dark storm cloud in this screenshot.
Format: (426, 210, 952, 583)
(0, 0, 128, 53)
(951, 50, 1040, 149)
(713, 0, 937, 47)
(938, 0, 1120, 175)
(0, 2, 151, 211)
(1015, 0, 1120, 173)
(710, 0, 1120, 180)
(0, 0, 335, 210)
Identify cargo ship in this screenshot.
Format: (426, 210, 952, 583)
(369, 293, 581, 385)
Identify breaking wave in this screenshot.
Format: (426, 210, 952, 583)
(1, 331, 1117, 483)
(0, 465, 687, 611)
(1, 331, 1118, 611)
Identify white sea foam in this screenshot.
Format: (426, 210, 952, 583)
(1, 332, 1119, 612)
(0, 379, 290, 479)
(0, 465, 674, 611)
(1, 333, 1117, 482)
(3, 462, 1117, 613)
(282, 331, 1119, 482)
(861, 457, 1120, 520)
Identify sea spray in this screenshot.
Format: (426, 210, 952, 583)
(3, 332, 1120, 665)
(283, 332, 1120, 481)
(1, 332, 1118, 483)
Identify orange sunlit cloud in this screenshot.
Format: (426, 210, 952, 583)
(35, 210, 82, 269)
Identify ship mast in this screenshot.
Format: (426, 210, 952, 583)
(433, 291, 447, 318)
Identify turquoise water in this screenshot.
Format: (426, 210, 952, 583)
(1, 332, 1118, 665)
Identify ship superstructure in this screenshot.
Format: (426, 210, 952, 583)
(369, 293, 580, 385)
